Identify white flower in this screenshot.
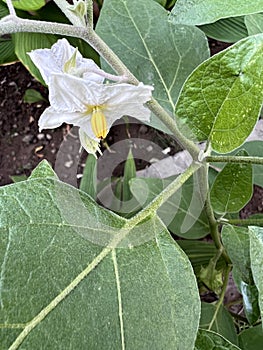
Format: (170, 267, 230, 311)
(39, 73, 153, 155)
(28, 38, 104, 85)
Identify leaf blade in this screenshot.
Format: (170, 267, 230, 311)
(0, 163, 200, 349)
(175, 34, 263, 153)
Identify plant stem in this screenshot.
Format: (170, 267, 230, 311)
(86, 0, 94, 28)
(220, 218, 263, 226)
(198, 164, 230, 262)
(6, 0, 16, 16)
(208, 264, 232, 330)
(206, 155, 263, 165)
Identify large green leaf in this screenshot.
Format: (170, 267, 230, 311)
(175, 34, 263, 153)
(199, 16, 248, 43)
(5, 0, 45, 11)
(0, 2, 17, 65)
(14, 32, 58, 85)
(0, 161, 200, 349)
(96, 0, 209, 133)
(130, 174, 210, 239)
(249, 226, 263, 324)
(169, 0, 263, 26)
(238, 324, 263, 350)
(195, 329, 242, 350)
(200, 302, 238, 345)
(210, 151, 253, 214)
(245, 13, 263, 35)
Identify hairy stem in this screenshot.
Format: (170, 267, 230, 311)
(5, 0, 16, 16)
(198, 165, 231, 264)
(220, 218, 263, 226)
(86, 0, 94, 28)
(206, 155, 263, 165)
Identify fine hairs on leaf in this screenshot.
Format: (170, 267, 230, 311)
(1, 0, 263, 349)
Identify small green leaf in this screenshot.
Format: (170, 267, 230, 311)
(175, 34, 263, 153)
(10, 175, 28, 183)
(249, 226, 263, 324)
(199, 16, 248, 43)
(195, 329, 242, 350)
(222, 225, 252, 283)
(245, 13, 263, 35)
(96, 0, 209, 133)
(122, 149, 136, 202)
(210, 151, 253, 214)
(79, 154, 97, 200)
(23, 88, 46, 103)
(169, 0, 263, 26)
(238, 324, 263, 350)
(200, 302, 238, 345)
(5, 0, 45, 11)
(199, 263, 223, 294)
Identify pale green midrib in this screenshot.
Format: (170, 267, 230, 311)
(112, 250, 125, 350)
(0, 323, 25, 329)
(123, 3, 176, 111)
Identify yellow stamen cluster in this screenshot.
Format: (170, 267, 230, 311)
(91, 107, 108, 139)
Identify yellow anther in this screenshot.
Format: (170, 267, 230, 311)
(91, 108, 108, 139)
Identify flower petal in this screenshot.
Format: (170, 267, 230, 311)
(48, 74, 104, 112)
(102, 82, 153, 125)
(28, 38, 103, 84)
(38, 106, 94, 138)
